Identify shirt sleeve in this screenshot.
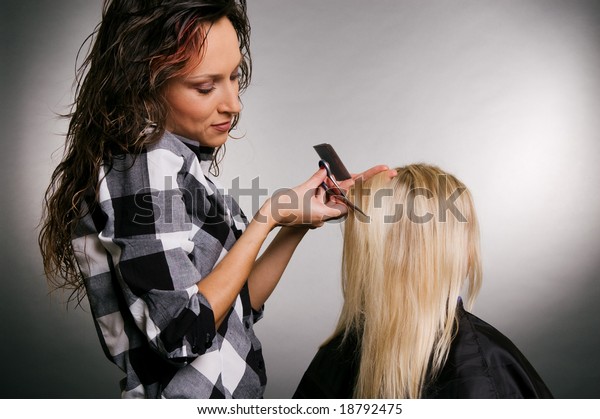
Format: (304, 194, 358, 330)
(96, 145, 220, 363)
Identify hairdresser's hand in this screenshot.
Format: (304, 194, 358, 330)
(332, 165, 397, 195)
(258, 168, 347, 229)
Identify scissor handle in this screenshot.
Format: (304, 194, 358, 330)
(319, 160, 345, 192)
(318, 160, 367, 217)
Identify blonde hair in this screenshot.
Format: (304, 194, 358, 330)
(334, 163, 482, 398)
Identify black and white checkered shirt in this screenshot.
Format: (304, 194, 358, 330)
(71, 132, 266, 398)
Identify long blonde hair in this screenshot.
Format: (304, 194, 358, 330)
(334, 164, 482, 398)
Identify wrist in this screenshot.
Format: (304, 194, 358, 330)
(280, 225, 311, 236)
(254, 198, 279, 231)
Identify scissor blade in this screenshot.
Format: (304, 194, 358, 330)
(324, 189, 367, 217)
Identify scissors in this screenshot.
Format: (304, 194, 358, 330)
(318, 159, 367, 217)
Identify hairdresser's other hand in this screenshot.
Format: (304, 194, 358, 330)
(257, 168, 347, 229)
(334, 165, 397, 194)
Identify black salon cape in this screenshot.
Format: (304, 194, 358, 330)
(293, 302, 553, 398)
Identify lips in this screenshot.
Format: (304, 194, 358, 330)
(211, 120, 232, 132)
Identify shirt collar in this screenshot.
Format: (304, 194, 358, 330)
(171, 133, 216, 162)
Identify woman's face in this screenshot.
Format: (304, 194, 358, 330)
(164, 17, 242, 147)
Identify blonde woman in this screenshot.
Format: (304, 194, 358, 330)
(294, 164, 552, 399)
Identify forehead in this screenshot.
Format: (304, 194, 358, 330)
(187, 17, 242, 76)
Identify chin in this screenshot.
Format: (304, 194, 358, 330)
(204, 133, 230, 148)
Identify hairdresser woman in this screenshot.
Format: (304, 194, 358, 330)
(38, 0, 388, 399)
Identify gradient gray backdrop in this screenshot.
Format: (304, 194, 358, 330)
(1, 0, 598, 398)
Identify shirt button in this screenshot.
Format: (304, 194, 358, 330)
(204, 333, 212, 348)
(245, 321, 250, 329)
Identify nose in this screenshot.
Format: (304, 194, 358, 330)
(218, 80, 241, 115)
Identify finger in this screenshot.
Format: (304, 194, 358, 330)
(336, 165, 389, 192)
(309, 221, 324, 230)
(337, 178, 354, 193)
(304, 167, 328, 188)
(315, 184, 327, 203)
(352, 165, 389, 182)
(324, 201, 347, 220)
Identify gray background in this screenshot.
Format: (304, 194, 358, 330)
(1, 0, 599, 398)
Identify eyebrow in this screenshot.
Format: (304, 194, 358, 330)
(185, 74, 222, 82)
(184, 59, 242, 82)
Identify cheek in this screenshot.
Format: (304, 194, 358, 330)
(164, 85, 202, 115)
(177, 95, 213, 121)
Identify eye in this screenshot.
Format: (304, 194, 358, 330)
(230, 69, 241, 81)
(195, 85, 215, 95)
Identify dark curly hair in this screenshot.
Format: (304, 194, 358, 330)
(39, 0, 251, 303)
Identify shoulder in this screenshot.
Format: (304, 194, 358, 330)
(293, 332, 358, 399)
(426, 306, 553, 398)
(98, 132, 211, 205)
(104, 131, 196, 175)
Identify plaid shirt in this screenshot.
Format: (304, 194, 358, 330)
(71, 132, 266, 398)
